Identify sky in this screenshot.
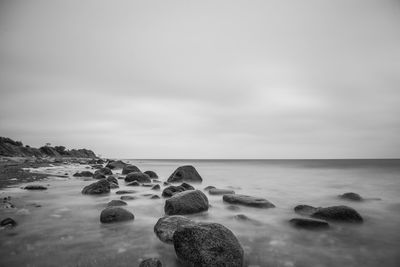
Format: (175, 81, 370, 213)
(0, 0, 400, 159)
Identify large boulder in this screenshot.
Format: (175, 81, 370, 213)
(82, 179, 110, 194)
(106, 160, 127, 169)
(311, 205, 363, 223)
(167, 165, 202, 183)
(339, 192, 363, 201)
(154, 215, 196, 244)
(100, 207, 134, 223)
(125, 172, 151, 183)
(122, 165, 141, 175)
(289, 218, 329, 230)
(223, 194, 275, 208)
(139, 258, 162, 267)
(209, 188, 235, 195)
(144, 170, 158, 178)
(165, 190, 209, 215)
(173, 223, 244, 267)
(162, 183, 194, 197)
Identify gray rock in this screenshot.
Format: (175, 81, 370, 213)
(173, 222, 243, 267)
(167, 165, 203, 183)
(294, 205, 319, 216)
(127, 181, 141, 186)
(204, 186, 216, 191)
(116, 190, 136, 195)
(144, 170, 158, 178)
(152, 184, 161, 190)
(150, 194, 160, 199)
(162, 183, 194, 197)
(289, 218, 329, 229)
(106, 176, 119, 185)
(312, 205, 363, 223)
(125, 172, 151, 183)
(120, 196, 136, 201)
(165, 190, 209, 215)
(339, 192, 363, 201)
(106, 160, 127, 169)
(107, 200, 127, 207)
(223, 194, 275, 208)
(73, 171, 93, 177)
(94, 167, 112, 176)
(139, 258, 162, 267)
(209, 188, 235, 195)
(93, 173, 106, 180)
(24, 185, 47, 190)
(82, 179, 110, 194)
(122, 165, 141, 175)
(154, 215, 196, 243)
(100, 207, 134, 223)
(1, 217, 17, 227)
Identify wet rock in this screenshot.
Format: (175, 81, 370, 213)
(152, 179, 161, 183)
(125, 172, 151, 183)
(73, 171, 93, 177)
(120, 196, 136, 201)
(91, 164, 103, 169)
(152, 184, 160, 190)
(162, 183, 194, 197)
(289, 218, 329, 230)
(82, 179, 110, 194)
(100, 207, 134, 223)
(93, 173, 106, 180)
(144, 170, 158, 178)
(339, 192, 363, 201)
(167, 165, 203, 183)
(150, 195, 160, 199)
(24, 185, 47, 190)
(209, 188, 235, 195)
(294, 205, 319, 216)
(122, 165, 141, 175)
(139, 258, 162, 267)
(127, 181, 141, 186)
(312, 205, 363, 223)
(204, 186, 216, 191)
(106, 160, 128, 169)
(109, 182, 119, 189)
(0, 217, 17, 227)
(116, 190, 136, 195)
(173, 222, 243, 267)
(142, 183, 153, 187)
(107, 200, 127, 207)
(163, 182, 171, 186)
(165, 190, 209, 215)
(223, 194, 275, 208)
(154, 215, 196, 244)
(94, 167, 113, 176)
(106, 176, 119, 185)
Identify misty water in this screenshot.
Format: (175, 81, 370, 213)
(1, 159, 400, 267)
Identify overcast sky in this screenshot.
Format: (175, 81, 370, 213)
(0, 0, 399, 158)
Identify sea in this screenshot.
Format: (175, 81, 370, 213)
(0, 159, 399, 267)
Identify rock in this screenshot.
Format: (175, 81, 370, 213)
(167, 165, 203, 183)
(120, 196, 136, 201)
(165, 190, 209, 215)
(163, 182, 171, 186)
(209, 188, 235, 195)
(226, 205, 240, 211)
(152, 184, 160, 190)
(223, 194, 275, 208)
(122, 165, 141, 175)
(127, 181, 140, 186)
(311, 205, 363, 223)
(116, 190, 136, 195)
(173, 222, 243, 267)
(152, 179, 161, 183)
(107, 200, 127, 207)
(289, 218, 329, 229)
(106, 176, 119, 185)
(162, 183, 194, 197)
(94, 167, 113, 176)
(100, 207, 134, 223)
(93, 173, 106, 180)
(125, 172, 151, 183)
(0, 217, 17, 227)
(24, 185, 47, 190)
(204, 186, 216, 191)
(142, 183, 153, 187)
(73, 171, 93, 177)
(91, 164, 103, 169)
(82, 179, 110, 194)
(139, 258, 162, 267)
(339, 192, 363, 201)
(150, 194, 160, 199)
(154, 215, 196, 244)
(106, 160, 127, 169)
(144, 170, 158, 178)
(294, 205, 319, 216)
(109, 182, 119, 189)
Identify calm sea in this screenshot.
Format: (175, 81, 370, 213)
(1, 159, 399, 266)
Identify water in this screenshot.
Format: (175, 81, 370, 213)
(1, 159, 400, 267)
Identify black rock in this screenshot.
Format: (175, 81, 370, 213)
(100, 207, 134, 223)
(173, 222, 243, 267)
(167, 165, 203, 183)
(106, 160, 127, 169)
(139, 258, 162, 267)
(122, 165, 141, 175)
(73, 171, 93, 177)
(82, 179, 110, 194)
(94, 167, 113, 176)
(223, 194, 275, 208)
(144, 170, 158, 178)
(165, 190, 209, 215)
(125, 172, 151, 183)
(290, 218, 329, 229)
(154, 215, 196, 244)
(24, 185, 47, 190)
(163, 182, 171, 186)
(0, 217, 17, 227)
(209, 188, 235, 195)
(152, 184, 161, 190)
(339, 192, 363, 201)
(107, 200, 127, 207)
(311, 205, 363, 223)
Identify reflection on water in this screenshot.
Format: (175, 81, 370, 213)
(1, 160, 400, 266)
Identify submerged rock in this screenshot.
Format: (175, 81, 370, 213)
(107, 200, 127, 207)
(167, 165, 203, 183)
(24, 185, 47, 190)
(0, 217, 17, 227)
(173, 222, 243, 267)
(120, 196, 136, 201)
(162, 183, 194, 197)
(125, 172, 151, 183)
(339, 192, 363, 201)
(73, 171, 93, 177)
(289, 218, 329, 229)
(154, 215, 196, 244)
(209, 188, 235, 195)
(144, 170, 158, 178)
(116, 190, 136, 195)
(100, 207, 134, 223)
(152, 184, 160, 190)
(204, 186, 216, 191)
(312, 205, 363, 223)
(122, 165, 141, 175)
(82, 179, 110, 195)
(294, 205, 319, 216)
(106, 160, 127, 169)
(139, 258, 162, 267)
(165, 190, 209, 215)
(223, 194, 275, 208)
